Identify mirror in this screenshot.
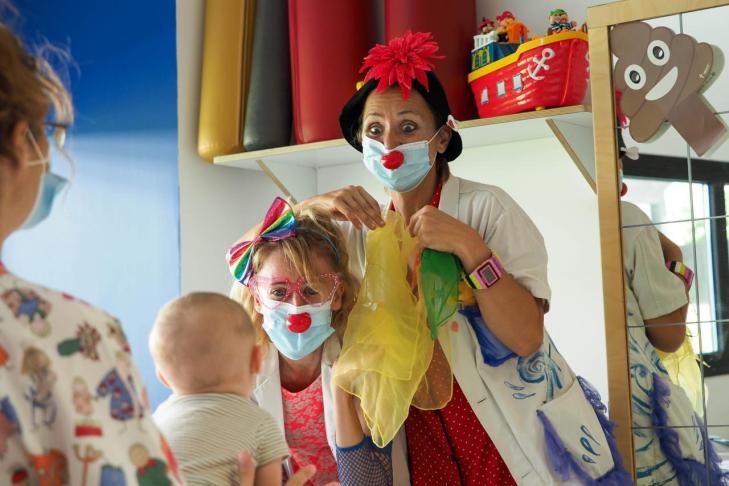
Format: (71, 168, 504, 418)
(610, 6, 729, 482)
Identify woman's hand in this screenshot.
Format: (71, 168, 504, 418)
(238, 451, 339, 486)
(301, 186, 384, 230)
(408, 205, 491, 271)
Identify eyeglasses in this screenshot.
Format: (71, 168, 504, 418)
(45, 121, 68, 151)
(248, 273, 341, 309)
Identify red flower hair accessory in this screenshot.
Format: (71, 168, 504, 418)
(359, 30, 444, 100)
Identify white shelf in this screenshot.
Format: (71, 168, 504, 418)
(213, 105, 593, 171)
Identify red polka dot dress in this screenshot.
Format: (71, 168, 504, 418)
(396, 181, 516, 485)
(404, 379, 516, 486)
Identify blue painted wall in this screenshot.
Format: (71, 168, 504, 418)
(4, 1, 179, 407)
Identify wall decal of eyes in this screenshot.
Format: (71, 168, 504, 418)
(611, 21, 726, 156)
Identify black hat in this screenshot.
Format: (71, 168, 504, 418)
(339, 69, 462, 162)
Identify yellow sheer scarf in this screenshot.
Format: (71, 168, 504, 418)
(332, 211, 453, 448)
(656, 334, 706, 416)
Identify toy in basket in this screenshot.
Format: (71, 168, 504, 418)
(468, 28, 589, 118)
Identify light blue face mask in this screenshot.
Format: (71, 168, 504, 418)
(21, 131, 68, 230)
(260, 298, 335, 360)
(362, 128, 442, 193)
(21, 172, 68, 229)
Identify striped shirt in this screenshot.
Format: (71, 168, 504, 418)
(154, 393, 289, 485)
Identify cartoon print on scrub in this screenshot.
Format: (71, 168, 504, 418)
(72, 376, 103, 438)
(21, 347, 58, 429)
(56, 322, 101, 361)
(129, 443, 171, 486)
(72, 443, 103, 486)
(158, 434, 181, 483)
(0, 329, 12, 370)
(28, 448, 68, 486)
(8, 466, 32, 485)
(106, 319, 131, 353)
(1, 397, 21, 457)
(99, 464, 127, 485)
(611, 21, 727, 156)
(2, 288, 52, 337)
(96, 352, 145, 432)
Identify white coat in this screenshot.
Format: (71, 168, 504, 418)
(255, 176, 624, 485)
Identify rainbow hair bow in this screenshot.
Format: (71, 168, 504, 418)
(227, 197, 296, 285)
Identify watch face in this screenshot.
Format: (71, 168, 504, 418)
(478, 262, 498, 285)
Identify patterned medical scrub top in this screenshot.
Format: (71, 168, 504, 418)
(0, 264, 181, 485)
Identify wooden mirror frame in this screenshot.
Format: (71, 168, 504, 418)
(586, 0, 729, 478)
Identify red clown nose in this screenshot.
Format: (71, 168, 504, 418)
(287, 313, 312, 333)
(382, 151, 404, 170)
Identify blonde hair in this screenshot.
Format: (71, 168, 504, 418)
(231, 205, 359, 349)
(0, 6, 73, 161)
(150, 292, 256, 392)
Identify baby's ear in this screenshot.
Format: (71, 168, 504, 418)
(156, 368, 171, 389)
(249, 345, 263, 375)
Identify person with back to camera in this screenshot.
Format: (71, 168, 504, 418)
(617, 128, 729, 486)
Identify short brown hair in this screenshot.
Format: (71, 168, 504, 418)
(0, 12, 73, 161)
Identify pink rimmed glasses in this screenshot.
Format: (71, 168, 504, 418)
(248, 273, 341, 309)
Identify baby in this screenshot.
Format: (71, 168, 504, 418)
(150, 292, 289, 486)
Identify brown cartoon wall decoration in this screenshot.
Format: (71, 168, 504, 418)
(611, 21, 726, 156)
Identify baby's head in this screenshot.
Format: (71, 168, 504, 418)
(150, 292, 260, 396)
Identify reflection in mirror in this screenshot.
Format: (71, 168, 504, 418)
(610, 10, 729, 480)
(684, 5, 729, 114)
(709, 426, 729, 476)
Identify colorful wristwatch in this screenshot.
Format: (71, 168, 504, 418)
(666, 260, 694, 289)
(463, 253, 504, 290)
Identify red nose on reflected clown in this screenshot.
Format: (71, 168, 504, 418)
(287, 313, 312, 333)
(381, 150, 405, 170)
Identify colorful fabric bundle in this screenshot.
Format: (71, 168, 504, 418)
(227, 197, 296, 285)
(333, 211, 456, 447)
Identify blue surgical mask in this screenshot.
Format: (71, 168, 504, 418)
(260, 298, 335, 360)
(21, 172, 67, 229)
(21, 131, 68, 230)
(362, 128, 442, 193)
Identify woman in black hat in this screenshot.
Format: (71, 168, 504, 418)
(276, 32, 629, 486)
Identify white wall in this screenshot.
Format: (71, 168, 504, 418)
(706, 375, 729, 428)
(318, 138, 608, 397)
